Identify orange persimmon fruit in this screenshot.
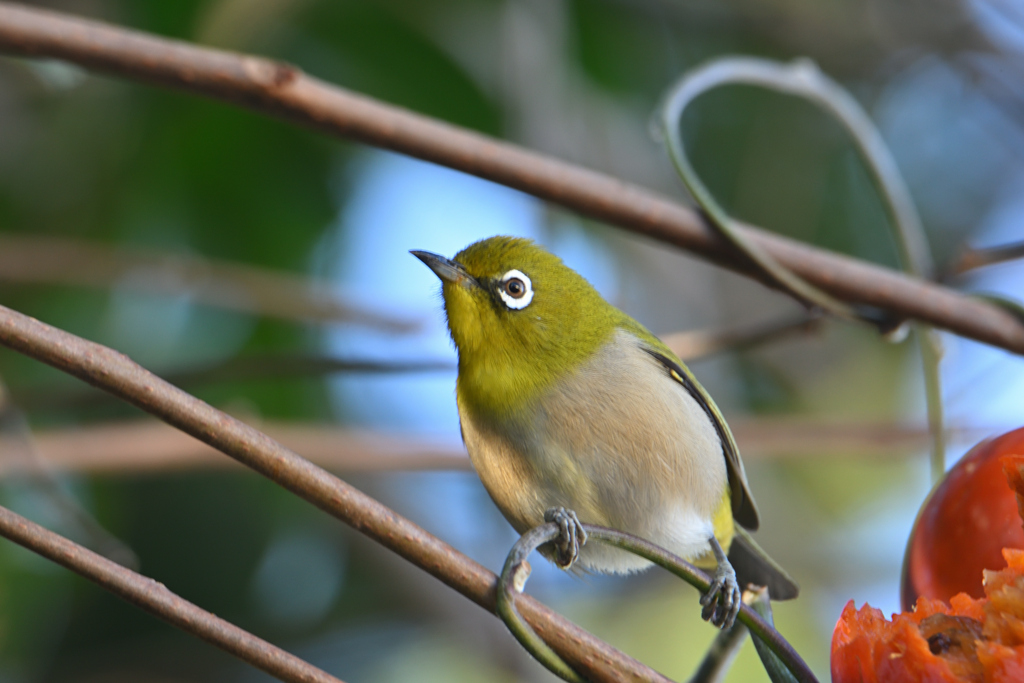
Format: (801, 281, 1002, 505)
(831, 440, 1024, 683)
(902, 427, 1024, 610)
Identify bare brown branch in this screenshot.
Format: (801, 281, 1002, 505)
(946, 240, 1024, 277)
(0, 416, 991, 479)
(661, 315, 822, 360)
(11, 353, 454, 414)
(0, 503, 345, 683)
(0, 234, 419, 332)
(0, 419, 471, 476)
(10, 315, 807, 414)
(0, 302, 669, 683)
(0, 3, 1021, 354)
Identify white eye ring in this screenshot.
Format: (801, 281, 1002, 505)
(498, 269, 533, 310)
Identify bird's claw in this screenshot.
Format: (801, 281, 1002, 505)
(700, 561, 742, 630)
(544, 507, 587, 569)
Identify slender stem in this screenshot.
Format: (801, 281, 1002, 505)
(659, 57, 932, 280)
(0, 233, 419, 332)
(920, 326, 947, 479)
(661, 314, 822, 362)
(946, 240, 1024, 277)
(497, 525, 587, 683)
(746, 587, 799, 683)
(0, 417, 984, 480)
(658, 60, 896, 331)
(0, 391, 139, 568)
(687, 606, 749, 683)
(0, 302, 668, 683)
(0, 418, 473, 478)
(15, 315, 809, 415)
(659, 56, 945, 477)
(587, 526, 818, 683)
(0, 3, 1021, 355)
(0, 503, 346, 683)
(496, 523, 819, 683)
(13, 354, 455, 414)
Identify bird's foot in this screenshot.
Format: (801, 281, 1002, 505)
(543, 507, 588, 569)
(701, 537, 742, 630)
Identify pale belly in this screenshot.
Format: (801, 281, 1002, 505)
(457, 329, 731, 574)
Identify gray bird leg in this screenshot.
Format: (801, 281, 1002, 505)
(543, 507, 588, 569)
(700, 535, 742, 630)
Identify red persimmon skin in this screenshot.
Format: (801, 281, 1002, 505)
(901, 427, 1024, 612)
(833, 446, 1024, 683)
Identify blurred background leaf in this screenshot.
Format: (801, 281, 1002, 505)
(1, 0, 1023, 681)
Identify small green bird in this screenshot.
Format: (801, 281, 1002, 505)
(413, 236, 797, 628)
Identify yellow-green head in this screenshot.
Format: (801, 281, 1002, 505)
(412, 236, 633, 421)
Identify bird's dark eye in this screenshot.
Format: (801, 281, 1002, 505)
(497, 269, 534, 310)
(504, 278, 525, 298)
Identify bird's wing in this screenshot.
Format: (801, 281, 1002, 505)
(644, 348, 760, 530)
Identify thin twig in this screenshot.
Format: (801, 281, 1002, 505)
(496, 523, 819, 683)
(746, 587, 798, 683)
(660, 314, 821, 361)
(0, 234, 419, 332)
(662, 58, 933, 279)
(945, 240, 1024, 277)
(687, 602, 749, 683)
(687, 589, 788, 683)
(658, 55, 946, 478)
(0, 417, 988, 479)
(496, 525, 586, 683)
(659, 61, 897, 331)
(0, 3, 1021, 355)
(0, 419, 471, 477)
(919, 328, 946, 480)
(0, 303, 670, 683)
(163, 354, 455, 384)
(17, 315, 810, 406)
(0, 383, 139, 568)
(0, 503, 346, 683)
(587, 526, 817, 683)
(11, 315, 806, 413)
(11, 354, 455, 413)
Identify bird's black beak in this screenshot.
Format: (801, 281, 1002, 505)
(411, 250, 478, 288)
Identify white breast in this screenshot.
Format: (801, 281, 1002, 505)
(459, 328, 728, 574)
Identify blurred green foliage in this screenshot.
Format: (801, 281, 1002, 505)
(0, 0, 1021, 681)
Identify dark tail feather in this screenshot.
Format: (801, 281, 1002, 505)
(729, 527, 799, 600)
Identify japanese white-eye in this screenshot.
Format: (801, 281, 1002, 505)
(413, 236, 797, 628)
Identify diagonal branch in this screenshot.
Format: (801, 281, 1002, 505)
(0, 418, 471, 477)
(0, 303, 669, 683)
(946, 240, 1024, 277)
(10, 315, 812, 414)
(0, 234, 419, 332)
(0, 3, 1021, 355)
(0, 503, 346, 683)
